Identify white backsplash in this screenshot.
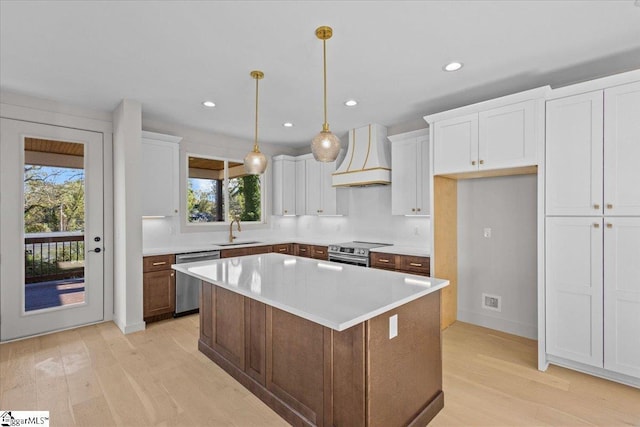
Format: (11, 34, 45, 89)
(143, 185, 430, 250)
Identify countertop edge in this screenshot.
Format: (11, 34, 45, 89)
(172, 256, 448, 332)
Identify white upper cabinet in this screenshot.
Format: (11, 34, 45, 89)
(427, 89, 546, 177)
(389, 129, 430, 216)
(546, 81, 640, 217)
(479, 100, 536, 170)
(604, 217, 640, 378)
(301, 153, 347, 216)
(546, 91, 604, 216)
(141, 131, 181, 216)
(272, 155, 296, 216)
(295, 158, 306, 216)
(433, 113, 478, 175)
(604, 81, 640, 216)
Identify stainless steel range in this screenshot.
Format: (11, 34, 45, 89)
(328, 241, 391, 267)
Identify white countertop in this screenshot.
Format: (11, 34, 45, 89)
(172, 253, 448, 331)
(370, 245, 430, 257)
(144, 240, 429, 257)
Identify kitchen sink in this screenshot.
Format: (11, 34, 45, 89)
(215, 241, 262, 247)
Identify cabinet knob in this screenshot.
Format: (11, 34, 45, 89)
(606, 204, 613, 209)
(411, 208, 416, 212)
(479, 160, 484, 165)
(284, 210, 288, 214)
(417, 208, 421, 212)
(594, 204, 600, 210)
(606, 223, 613, 229)
(174, 209, 178, 213)
(593, 223, 600, 228)
(471, 160, 477, 166)
(171, 273, 175, 277)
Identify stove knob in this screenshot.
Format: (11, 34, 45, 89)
(358, 249, 365, 255)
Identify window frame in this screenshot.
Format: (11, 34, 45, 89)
(183, 151, 268, 231)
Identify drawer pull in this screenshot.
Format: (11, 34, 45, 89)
(300, 248, 307, 252)
(594, 204, 600, 210)
(279, 248, 287, 252)
(152, 261, 167, 266)
(409, 262, 423, 267)
(606, 204, 613, 209)
(479, 160, 484, 165)
(606, 223, 613, 229)
(593, 223, 600, 228)
(316, 250, 325, 254)
(471, 160, 477, 166)
(379, 259, 390, 263)
(170, 273, 175, 277)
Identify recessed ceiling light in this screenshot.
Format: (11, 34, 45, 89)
(202, 101, 216, 107)
(344, 99, 358, 107)
(283, 122, 294, 128)
(443, 62, 463, 72)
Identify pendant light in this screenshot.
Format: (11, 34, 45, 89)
(311, 26, 341, 162)
(244, 70, 268, 175)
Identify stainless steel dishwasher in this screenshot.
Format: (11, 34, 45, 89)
(175, 250, 220, 316)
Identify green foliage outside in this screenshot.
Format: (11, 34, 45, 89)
(188, 174, 261, 223)
(24, 165, 86, 280)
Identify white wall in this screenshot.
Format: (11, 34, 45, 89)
(295, 185, 430, 247)
(113, 99, 145, 334)
(457, 174, 537, 339)
(141, 118, 430, 251)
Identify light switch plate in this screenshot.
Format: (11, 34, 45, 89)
(389, 314, 398, 339)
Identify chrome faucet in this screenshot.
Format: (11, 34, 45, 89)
(229, 217, 241, 243)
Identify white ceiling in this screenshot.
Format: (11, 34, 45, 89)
(2, 1, 640, 148)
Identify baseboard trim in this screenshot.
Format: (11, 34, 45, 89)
(547, 355, 640, 389)
(458, 309, 537, 339)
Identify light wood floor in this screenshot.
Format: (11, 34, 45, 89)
(1, 317, 638, 426)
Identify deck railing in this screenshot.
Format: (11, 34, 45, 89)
(24, 232, 84, 283)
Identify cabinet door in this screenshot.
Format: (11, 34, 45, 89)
(391, 139, 418, 215)
(604, 217, 640, 378)
(321, 161, 338, 215)
(416, 134, 430, 215)
(305, 159, 322, 215)
(604, 81, 640, 216)
(273, 158, 296, 216)
(433, 113, 478, 175)
(545, 217, 603, 367)
(546, 91, 604, 216)
(479, 100, 536, 170)
(141, 138, 179, 216)
(295, 159, 306, 215)
(143, 269, 176, 318)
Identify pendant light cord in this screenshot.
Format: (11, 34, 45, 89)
(254, 75, 259, 152)
(322, 38, 329, 132)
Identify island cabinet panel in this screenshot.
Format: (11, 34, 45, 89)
(198, 280, 443, 427)
(266, 308, 325, 426)
(245, 299, 266, 385)
(368, 291, 442, 427)
(211, 286, 245, 370)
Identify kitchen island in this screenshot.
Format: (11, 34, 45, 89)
(172, 253, 449, 427)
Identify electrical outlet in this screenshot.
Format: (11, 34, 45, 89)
(389, 314, 398, 339)
(482, 293, 501, 312)
(483, 227, 492, 238)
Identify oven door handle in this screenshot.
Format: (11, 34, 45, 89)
(328, 253, 368, 264)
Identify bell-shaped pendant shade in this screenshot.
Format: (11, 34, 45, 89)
(311, 130, 340, 162)
(244, 147, 267, 175)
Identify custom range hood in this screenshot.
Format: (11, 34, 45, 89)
(332, 123, 391, 187)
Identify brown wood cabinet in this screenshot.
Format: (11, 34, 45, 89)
(294, 243, 311, 257)
(143, 254, 176, 322)
(221, 245, 272, 258)
(370, 252, 430, 276)
(199, 280, 443, 426)
(271, 243, 292, 255)
(293, 243, 328, 260)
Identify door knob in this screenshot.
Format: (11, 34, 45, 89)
(94, 236, 101, 242)
(89, 247, 102, 253)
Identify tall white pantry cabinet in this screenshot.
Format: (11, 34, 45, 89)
(544, 75, 640, 385)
